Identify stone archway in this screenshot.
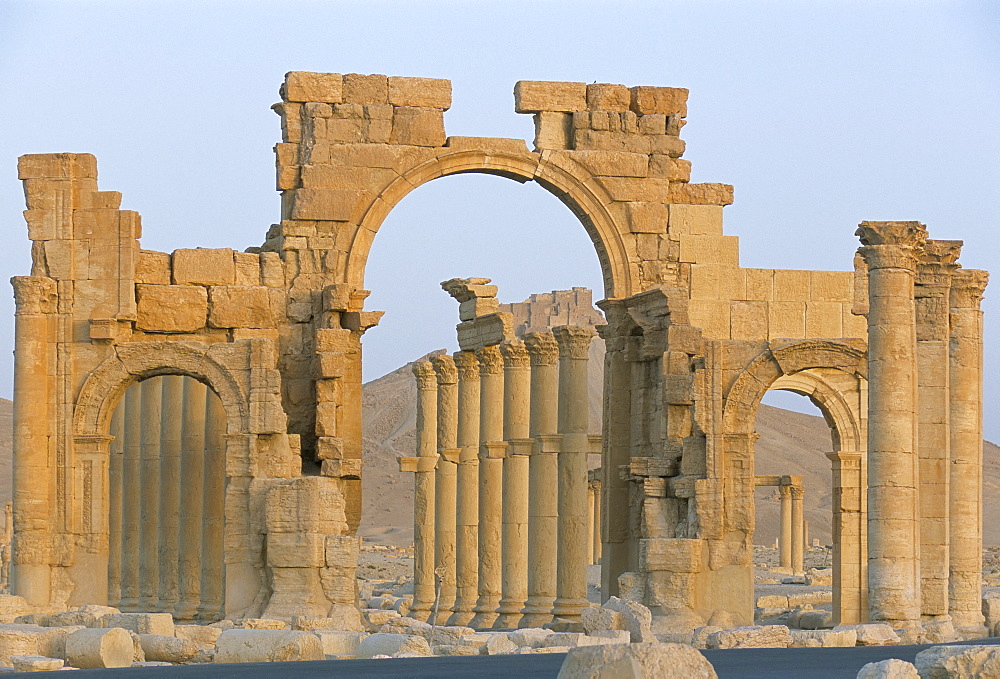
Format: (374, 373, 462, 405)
(721, 339, 868, 624)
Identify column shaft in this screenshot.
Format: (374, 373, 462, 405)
(779, 484, 792, 570)
(156, 375, 183, 613)
(470, 345, 504, 629)
(119, 385, 141, 611)
(552, 326, 594, 620)
(409, 361, 438, 622)
(431, 355, 459, 623)
(791, 483, 804, 574)
(198, 389, 226, 620)
(948, 269, 988, 632)
(107, 402, 124, 607)
(174, 379, 206, 620)
(591, 477, 602, 565)
(448, 352, 480, 626)
(137, 377, 163, 611)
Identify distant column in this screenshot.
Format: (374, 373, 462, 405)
(779, 483, 792, 570)
(495, 340, 531, 629)
(107, 402, 125, 607)
(198, 390, 226, 620)
(431, 354, 459, 623)
(791, 482, 805, 574)
(551, 326, 594, 621)
(470, 345, 504, 629)
(156, 375, 183, 613)
(589, 473, 602, 565)
(520, 331, 560, 628)
(857, 220, 926, 628)
(408, 360, 438, 622)
(948, 268, 989, 633)
(174, 379, 206, 620)
(138, 377, 163, 611)
(449, 351, 480, 626)
(119, 385, 141, 611)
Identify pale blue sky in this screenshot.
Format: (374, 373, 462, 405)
(1, 1, 997, 438)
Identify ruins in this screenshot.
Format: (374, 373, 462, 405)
(8, 72, 988, 639)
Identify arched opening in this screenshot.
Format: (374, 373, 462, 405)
(356, 170, 608, 622)
(107, 374, 226, 621)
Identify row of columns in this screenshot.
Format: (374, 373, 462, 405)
(755, 475, 805, 574)
(108, 376, 226, 620)
(401, 326, 597, 629)
(857, 222, 988, 632)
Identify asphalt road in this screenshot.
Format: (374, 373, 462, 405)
(11, 638, 1000, 678)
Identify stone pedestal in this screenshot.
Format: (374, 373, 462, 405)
(449, 351, 480, 626)
(408, 360, 438, 622)
(857, 220, 927, 628)
(430, 354, 459, 623)
(551, 326, 594, 621)
(948, 268, 989, 633)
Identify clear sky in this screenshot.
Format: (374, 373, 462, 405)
(1, 1, 998, 438)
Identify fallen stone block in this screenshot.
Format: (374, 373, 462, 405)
(920, 619, 958, 644)
(833, 623, 900, 646)
(432, 644, 478, 656)
(581, 606, 625, 635)
(241, 618, 288, 630)
(507, 628, 554, 648)
(0, 624, 70, 666)
(558, 641, 717, 678)
(545, 620, 585, 633)
(458, 632, 490, 650)
(65, 627, 134, 669)
(355, 633, 431, 659)
(481, 634, 518, 655)
(324, 604, 366, 632)
(798, 610, 834, 630)
(588, 630, 630, 644)
(214, 629, 324, 663)
(10, 654, 64, 671)
(362, 609, 400, 630)
(914, 644, 1000, 678)
(427, 626, 474, 646)
(138, 634, 198, 663)
(312, 630, 367, 657)
(127, 630, 145, 663)
(603, 597, 654, 643)
(984, 594, 1000, 633)
(856, 658, 919, 678)
(691, 626, 723, 649)
(0, 596, 32, 624)
(781, 576, 807, 585)
(706, 625, 792, 649)
(101, 613, 174, 637)
(756, 595, 789, 609)
(173, 625, 222, 650)
(379, 617, 432, 638)
(790, 629, 857, 648)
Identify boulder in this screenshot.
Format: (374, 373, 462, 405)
(508, 628, 554, 648)
(138, 634, 199, 663)
(362, 609, 400, 630)
(789, 629, 857, 648)
(241, 618, 288, 630)
(691, 626, 723, 649)
(798, 610, 834, 630)
(603, 597, 654, 642)
(312, 630, 367, 657)
(173, 625, 223, 649)
(354, 633, 431, 659)
(432, 644, 478, 656)
(581, 607, 624, 635)
(833, 623, 900, 646)
(856, 658, 919, 678)
(214, 629, 325, 663)
(481, 634, 518, 655)
(706, 610, 735, 629)
(64, 627, 134, 669)
(0, 624, 69, 666)
(558, 642, 717, 679)
(10, 654, 64, 671)
(427, 625, 474, 646)
(706, 625, 792, 649)
(323, 604, 367, 632)
(913, 644, 1000, 678)
(983, 594, 1000, 634)
(101, 613, 174, 636)
(379, 617, 432, 638)
(920, 619, 958, 645)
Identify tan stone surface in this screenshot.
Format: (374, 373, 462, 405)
(135, 284, 207, 332)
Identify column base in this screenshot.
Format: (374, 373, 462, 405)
(446, 608, 476, 626)
(171, 601, 198, 620)
(407, 604, 433, 623)
(469, 599, 500, 630)
(551, 597, 590, 620)
(955, 624, 990, 640)
(518, 605, 555, 628)
(493, 606, 524, 629)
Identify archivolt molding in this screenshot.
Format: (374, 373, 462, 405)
(347, 147, 633, 300)
(770, 371, 862, 453)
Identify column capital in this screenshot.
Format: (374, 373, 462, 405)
(917, 240, 963, 290)
(825, 450, 862, 467)
(553, 325, 596, 359)
(475, 344, 504, 374)
(790, 485, 805, 500)
(524, 331, 559, 366)
(500, 339, 530, 368)
(430, 354, 458, 384)
(778, 484, 792, 498)
(453, 350, 480, 380)
(412, 360, 438, 389)
(856, 220, 928, 248)
(950, 269, 989, 309)
(11, 276, 57, 314)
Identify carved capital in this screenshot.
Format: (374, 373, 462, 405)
(499, 339, 530, 368)
(553, 325, 595, 359)
(790, 485, 805, 500)
(857, 244, 920, 272)
(440, 277, 497, 303)
(430, 354, 457, 384)
(950, 269, 989, 310)
(475, 344, 504, 375)
(856, 220, 928, 248)
(917, 239, 962, 290)
(412, 360, 437, 389)
(523, 331, 559, 366)
(453, 351, 480, 380)
(11, 276, 57, 315)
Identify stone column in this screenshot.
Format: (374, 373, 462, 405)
(157, 375, 183, 613)
(496, 340, 531, 628)
(107, 402, 125, 607)
(138, 377, 163, 611)
(198, 389, 226, 620)
(552, 326, 594, 620)
(119, 385, 141, 611)
(448, 351, 480, 626)
(791, 481, 805, 575)
(430, 354, 459, 623)
(408, 360, 438, 622)
(828, 450, 865, 624)
(857, 220, 927, 628)
(174, 379, 206, 620)
(948, 268, 989, 633)
(916, 240, 961, 617)
(520, 331, 560, 627)
(587, 483, 596, 566)
(590, 475, 602, 566)
(779, 483, 792, 570)
(470, 345, 504, 629)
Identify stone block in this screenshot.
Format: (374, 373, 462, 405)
(533, 112, 573, 150)
(135, 284, 207, 333)
(283, 72, 343, 103)
(387, 77, 451, 109)
(914, 644, 1000, 678)
(101, 613, 174, 637)
(678, 235, 740, 267)
(138, 634, 198, 663)
(214, 629, 324, 663)
(789, 629, 856, 648)
(856, 658, 919, 678)
(787, 591, 832, 607)
(705, 625, 792, 649)
(571, 150, 648, 178)
(173, 625, 222, 650)
(629, 86, 689, 117)
(668, 204, 723, 236)
(755, 595, 788, 609)
(390, 107, 446, 147)
(354, 633, 431, 658)
(136, 250, 171, 285)
(234, 252, 261, 286)
(288, 188, 366, 221)
(313, 630, 367, 657)
(581, 607, 625, 635)
(832, 623, 899, 646)
(209, 286, 276, 329)
(65, 627, 133, 669)
(691, 626, 723, 650)
(602, 597, 654, 643)
(427, 626, 474, 646)
(343, 73, 389, 105)
(587, 83, 631, 111)
(625, 202, 669, 234)
(557, 642, 717, 679)
(768, 301, 806, 339)
(514, 80, 587, 113)
(10, 654, 64, 671)
(172, 248, 236, 286)
(482, 633, 518, 655)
